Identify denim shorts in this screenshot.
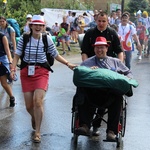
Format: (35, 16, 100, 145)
(58, 35, 70, 41)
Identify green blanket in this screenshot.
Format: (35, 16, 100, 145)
(73, 66, 139, 96)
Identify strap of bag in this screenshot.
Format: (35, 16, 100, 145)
(42, 33, 48, 52)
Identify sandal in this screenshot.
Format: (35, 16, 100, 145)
(33, 133, 41, 143)
(31, 118, 36, 130)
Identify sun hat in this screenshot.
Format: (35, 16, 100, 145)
(30, 15, 45, 25)
(26, 14, 32, 19)
(143, 11, 148, 17)
(93, 37, 109, 47)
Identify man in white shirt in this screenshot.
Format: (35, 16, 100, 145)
(118, 13, 142, 69)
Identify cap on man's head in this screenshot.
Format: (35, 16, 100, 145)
(30, 15, 45, 25)
(26, 14, 32, 19)
(93, 37, 109, 47)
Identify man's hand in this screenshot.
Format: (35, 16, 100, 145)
(90, 66, 99, 69)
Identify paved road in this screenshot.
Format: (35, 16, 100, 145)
(0, 50, 150, 150)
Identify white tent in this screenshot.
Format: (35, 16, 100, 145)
(41, 8, 93, 28)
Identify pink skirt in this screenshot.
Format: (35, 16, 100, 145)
(20, 66, 49, 92)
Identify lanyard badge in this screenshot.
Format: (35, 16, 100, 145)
(28, 65, 35, 76)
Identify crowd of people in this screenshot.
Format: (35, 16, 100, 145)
(0, 8, 146, 143)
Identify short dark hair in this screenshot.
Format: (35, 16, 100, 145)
(40, 12, 44, 16)
(116, 9, 121, 12)
(97, 11, 108, 17)
(83, 12, 88, 16)
(72, 12, 76, 16)
(121, 13, 129, 19)
(110, 24, 118, 31)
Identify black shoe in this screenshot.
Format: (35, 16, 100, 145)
(56, 42, 60, 47)
(68, 46, 71, 51)
(9, 96, 15, 107)
(62, 51, 66, 55)
(92, 127, 100, 136)
(75, 124, 90, 136)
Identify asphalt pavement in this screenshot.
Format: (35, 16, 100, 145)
(0, 48, 150, 150)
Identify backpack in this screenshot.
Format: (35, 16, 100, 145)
(7, 18, 21, 37)
(21, 33, 54, 72)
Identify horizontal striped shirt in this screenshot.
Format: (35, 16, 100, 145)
(16, 34, 59, 64)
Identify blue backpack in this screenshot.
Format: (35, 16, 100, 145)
(7, 18, 21, 37)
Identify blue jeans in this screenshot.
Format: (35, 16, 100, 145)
(124, 51, 132, 69)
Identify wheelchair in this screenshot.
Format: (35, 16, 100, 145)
(71, 87, 127, 148)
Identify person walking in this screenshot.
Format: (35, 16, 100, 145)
(10, 15, 76, 143)
(136, 19, 146, 53)
(0, 32, 15, 107)
(118, 13, 142, 69)
(58, 16, 71, 55)
(23, 14, 32, 33)
(0, 16, 16, 58)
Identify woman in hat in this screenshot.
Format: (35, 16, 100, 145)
(23, 14, 32, 33)
(10, 15, 76, 143)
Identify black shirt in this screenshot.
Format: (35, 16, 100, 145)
(0, 33, 6, 57)
(81, 26, 123, 58)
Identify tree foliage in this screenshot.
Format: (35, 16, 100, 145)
(0, 0, 94, 33)
(127, 0, 149, 13)
(0, 0, 41, 33)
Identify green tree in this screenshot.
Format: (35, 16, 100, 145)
(0, 0, 42, 32)
(127, 0, 148, 13)
(0, 0, 94, 34)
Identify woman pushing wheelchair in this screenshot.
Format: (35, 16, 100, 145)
(73, 37, 137, 141)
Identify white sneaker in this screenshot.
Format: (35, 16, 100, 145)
(138, 55, 142, 60)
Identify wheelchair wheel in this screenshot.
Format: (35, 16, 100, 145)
(71, 107, 79, 143)
(120, 96, 127, 137)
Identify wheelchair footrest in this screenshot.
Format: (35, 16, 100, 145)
(103, 138, 118, 143)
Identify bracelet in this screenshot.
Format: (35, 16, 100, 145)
(65, 62, 69, 66)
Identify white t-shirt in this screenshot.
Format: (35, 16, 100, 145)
(52, 25, 59, 33)
(143, 17, 150, 29)
(118, 23, 136, 51)
(67, 15, 72, 25)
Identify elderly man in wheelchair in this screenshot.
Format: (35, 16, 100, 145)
(72, 37, 138, 142)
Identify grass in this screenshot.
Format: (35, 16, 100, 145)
(56, 42, 81, 56)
